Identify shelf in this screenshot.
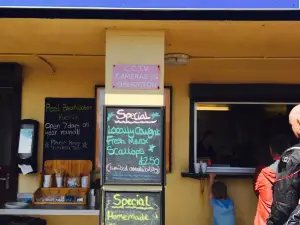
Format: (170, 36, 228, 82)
(206, 166, 255, 174)
(181, 171, 254, 179)
(181, 166, 255, 179)
(0, 204, 99, 216)
(181, 172, 208, 179)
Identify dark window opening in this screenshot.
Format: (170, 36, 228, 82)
(196, 103, 297, 168)
(0, 89, 14, 165)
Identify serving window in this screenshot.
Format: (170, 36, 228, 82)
(187, 83, 300, 176)
(195, 103, 296, 170)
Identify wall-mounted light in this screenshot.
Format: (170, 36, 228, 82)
(197, 104, 230, 111)
(164, 53, 189, 66)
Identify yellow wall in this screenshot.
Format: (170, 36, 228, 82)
(19, 58, 300, 225)
(105, 30, 165, 106)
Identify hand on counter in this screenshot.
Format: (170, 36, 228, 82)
(209, 173, 216, 180)
(209, 173, 216, 198)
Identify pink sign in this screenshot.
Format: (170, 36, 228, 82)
(112, 64, 160, 90)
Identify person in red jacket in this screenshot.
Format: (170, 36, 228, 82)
(254, 134, 291, 225)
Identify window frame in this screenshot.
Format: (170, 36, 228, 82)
(188, 83, 300, 174)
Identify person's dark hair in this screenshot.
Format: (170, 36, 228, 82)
(212, 181, 227, 199)
(269, 134, 291, 155)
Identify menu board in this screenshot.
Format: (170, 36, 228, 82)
(43, 98, 95, 160)
(104, 191, 162, 225)
(103, 106, 165, 185)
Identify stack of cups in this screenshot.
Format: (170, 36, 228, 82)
(56, 176, 63, 187)
(200, 161, 207, 174)
(194, 162, 201, 174)
(81, 176, 89, 188)
(194, 161, 208, 174)
(43, 175, 51, 188)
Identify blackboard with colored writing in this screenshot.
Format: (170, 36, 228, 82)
(104, 191, 162, 225)
(43, 98, 95, 160)
(103, 106, 165, 185)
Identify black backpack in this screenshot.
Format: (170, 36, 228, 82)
(267, 144, 300, 225)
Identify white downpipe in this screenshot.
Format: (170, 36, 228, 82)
(194, 103, 197, 164)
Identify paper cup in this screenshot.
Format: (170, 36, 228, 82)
(194, 163, 201, 174)
(56, 176, 63, 187)
(81, 176, 89, 188)
(43, 175, 51, 188)
(200, 162, 207, 174)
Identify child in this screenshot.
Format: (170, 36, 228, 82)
(209, 173, 235, 225)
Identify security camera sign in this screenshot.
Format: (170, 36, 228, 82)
(112, 64, 161, 90)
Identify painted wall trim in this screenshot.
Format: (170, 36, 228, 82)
(0, 0, 297, 10)
(2, 8, 300, 21)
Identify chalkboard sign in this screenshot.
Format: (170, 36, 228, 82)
(102, 106, 165, 185)
(43, 98, 95, 160)
(103, 191, 163, 225)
